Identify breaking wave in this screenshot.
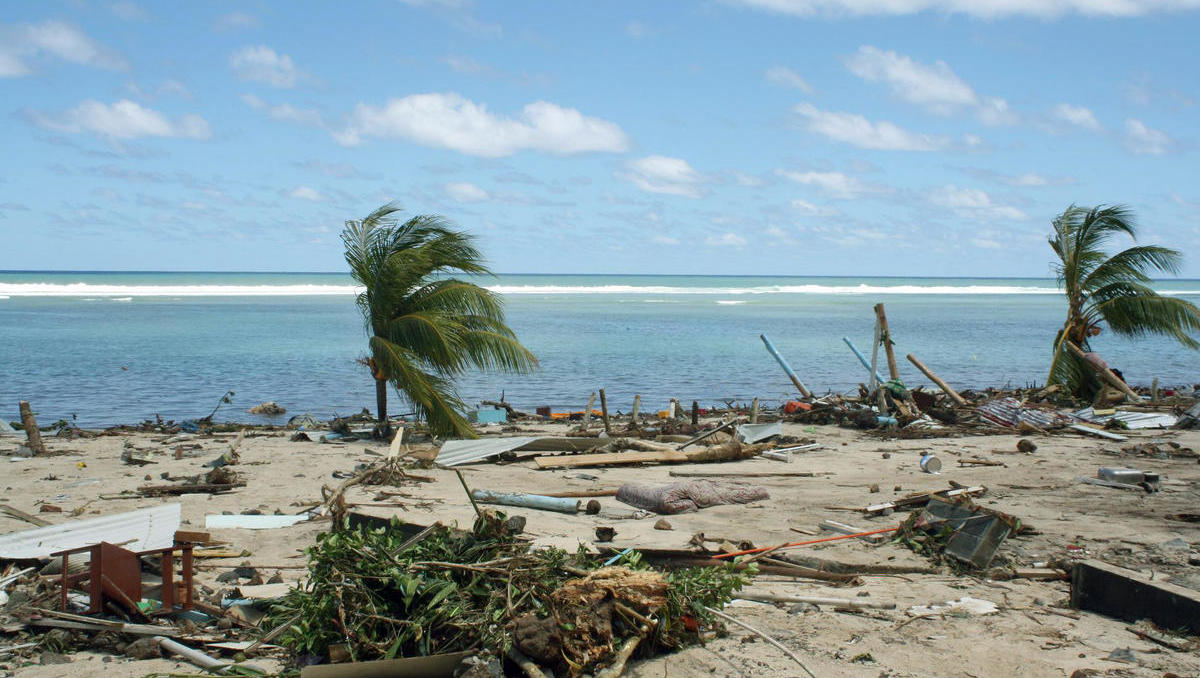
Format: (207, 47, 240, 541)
(0, 282, 1195, 298)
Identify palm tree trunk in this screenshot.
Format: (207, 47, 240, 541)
(375, 378, 388, 424)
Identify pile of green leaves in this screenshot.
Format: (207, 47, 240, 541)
(267, 517, 749, 667)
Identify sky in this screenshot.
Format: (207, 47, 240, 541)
(2, 0, 1199, 277)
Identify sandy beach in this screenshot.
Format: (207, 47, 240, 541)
(0, 412, 1197, 678)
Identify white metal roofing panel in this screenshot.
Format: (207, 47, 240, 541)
(0, 503, 181, 559)
(434, 437, 540, 467)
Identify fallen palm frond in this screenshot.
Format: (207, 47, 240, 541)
(266, 514, 751, 676)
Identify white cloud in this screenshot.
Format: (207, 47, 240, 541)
(230, 45, 301, 88)
(791, 198, 835, 215)
(778, 169, 873, 199)
(1051, 103, 1102, 131)
(930, 185, 1026, 220)
(289, 186, 325, 201)
(846, 46, 976, 112)
(652, 234, 680, 245)
(126, 78, 192, 101)
(1124, 119, 1174, 155)
(972, 237, 1003, 249)
(269, 103, 324, 126)
(32, 99, 211, 140)
(216, 12, 258, 30)
(977, 97, 1019, 126)
(620, 155, 708, 198)
(110, 2, 147, 21)
(706, 232, 747, 247)
(793, 103, 950, 151)
(728, 0, 1200, 18)
(446, 181, 489, 202)
(765, 66, 813, 92)
(335, 93, 630, 157)
(625, 21, 657, 38)
(0, 21, 126, 76)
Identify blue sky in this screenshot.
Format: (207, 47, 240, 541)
(2, 0, 1199, 276)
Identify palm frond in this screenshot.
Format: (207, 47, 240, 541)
(1094, 294, 1200, 348)
(1081, 244, 1182, 293)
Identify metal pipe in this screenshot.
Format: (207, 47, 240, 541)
(471, 490, 590, 514)
(759, 334, 811, 398)
(842, 337, 887, 384)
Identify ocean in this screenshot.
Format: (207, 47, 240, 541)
(2, 271, 1198, 428)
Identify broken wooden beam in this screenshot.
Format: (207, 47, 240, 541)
(905, 353, 967, 407)
(17, 401, 45, 456)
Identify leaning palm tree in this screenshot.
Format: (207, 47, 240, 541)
(1046, 204, 1200, 398)
(343, 203, 537, 437)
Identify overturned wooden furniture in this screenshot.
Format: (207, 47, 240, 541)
(52, 540, 194, 615)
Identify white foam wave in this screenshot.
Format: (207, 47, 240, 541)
(0, 283, 361, 297)
(110, 297, 133, 302)
(486, 284, 1065, 295)
(0, 282, 1194, 298)
(716, 300, 747, 305)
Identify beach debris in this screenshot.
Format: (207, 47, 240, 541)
(736, 422, 782, 444)
(760, 333, 812, 398)
(905, 353, 967, 407)
(615, 480, 769, 514)
(907, 596, 998, 617)
(467, 407, 506, 424)
(1176, 400, 1200, 429)
(534, 438, 770, 469)
(1072, 559, 1200, 634)
(288, 413, 321, 428)
(819, 519, 888, 544)
(0, 503, 180, 559)
(51, 540, 195, 615)
(120, 440, 156, 465)
(918, 453, 942, 473)
(902, 497, 1016, 569)
(737, 590, 896, 610)
(247, 401, 286, 416)
(654, 519, 673, 530)
(0, 418, 17, 437)
(17, 401, 46, 456)
(470, 489, 600, 515)
(266, 516, 749, 676)
(1017, 438, 1038, 453)
(138, 481, 242, 496)
(862, 485, 986, 516)
(977, 397, 1072, 429)
(299, 652, 473, 678)
(435, 436, 605, 467)
(594, 526, 616, 542)
(1073, 406, 1176, 429)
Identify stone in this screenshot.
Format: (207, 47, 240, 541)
(124, 637, 162, 660)
(653, 519, 673, 530)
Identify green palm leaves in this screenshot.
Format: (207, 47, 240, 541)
(1047, 204, 1200, 396)
(343, 203, 537, 437)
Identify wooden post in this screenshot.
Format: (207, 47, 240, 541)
(690, 400, 699, 426)
(906, 353, 967, 407)
(750, 397, 759, 424)
(1065, 341, 1141, 402)
(873, 303, 900, 380)
(630, 395, 641, 430)
(581, 392, 596, 430)
(1151, 378, 1159, 405)
(598, 389, 611, 435)
(18, 401, 45, 456)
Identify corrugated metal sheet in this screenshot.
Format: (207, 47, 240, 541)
(736, 422, 782, 443)
(977, 397, 1072, 429)
(1073, 407, 1177, 429)
(434, 437, 540, 467)
(0, 503, 180, 559)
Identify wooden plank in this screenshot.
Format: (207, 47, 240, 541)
(534, 450, 689, 469)
(0, 504, 51, 527)
(1071, 559, 1200, 634)
(174, 530, 212, 544)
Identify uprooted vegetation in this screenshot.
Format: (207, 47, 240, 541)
(267, 512, 750, 675)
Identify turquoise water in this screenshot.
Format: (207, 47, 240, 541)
(1, 272, 1198, 427)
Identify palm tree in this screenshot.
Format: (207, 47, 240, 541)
(342, 203, 537, 438)
(1046, 204, 1200, 397)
